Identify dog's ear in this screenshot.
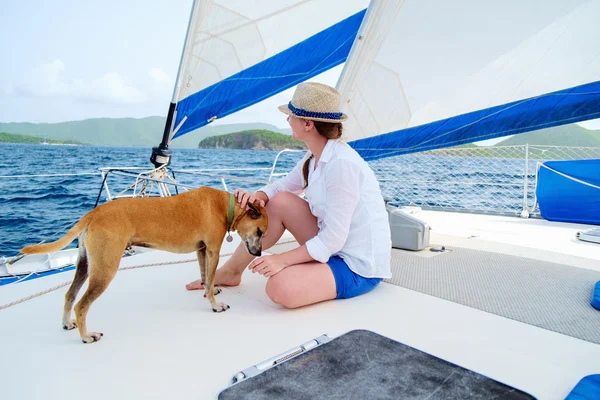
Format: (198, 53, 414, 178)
(246, 202, 262, 219)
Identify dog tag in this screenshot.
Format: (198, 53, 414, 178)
(226, 234, 233, 242)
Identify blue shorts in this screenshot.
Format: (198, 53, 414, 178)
(327, 256, 383, 299)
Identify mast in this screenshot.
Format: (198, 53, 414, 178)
(150, 0, 199, 168)
(150, 102, 175, 168)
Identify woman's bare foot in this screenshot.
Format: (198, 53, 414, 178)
(185, 268, 243, 290)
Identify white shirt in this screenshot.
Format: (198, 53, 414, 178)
(258, 139, 392, 279)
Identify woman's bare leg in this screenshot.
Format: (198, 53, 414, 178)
(265, 262, 337, 308)
(186, 192, 320, 290)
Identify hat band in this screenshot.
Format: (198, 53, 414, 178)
(288, 102, 343, 120)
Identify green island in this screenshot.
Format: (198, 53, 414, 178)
(198, 130, 306, 150)
(0, 132, 86, 145)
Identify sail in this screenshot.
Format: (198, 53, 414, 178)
(168, 0, 600, 159)
(338, 0, 600, 159)
(170, 0, 369, 140)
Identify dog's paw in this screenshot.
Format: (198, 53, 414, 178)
(81, 332, 103, 344)
(203, 287, 222, 298)
(212, 302, 230, 313)
(62, 320, 77, 330)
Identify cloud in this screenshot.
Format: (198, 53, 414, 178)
(40, 60, 66, 89)
(12, 60, 70, 97)
(77, 72, 147, 104)
(149, 67, 171, 84)
(148, 67, 172, 94)
(9, 60, 147, 105)
(1, 83, 14, 96)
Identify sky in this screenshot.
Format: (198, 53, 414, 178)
(1, 0, 598, 137)
(0, 0, 335, 129)
(0, 0, 196, 123)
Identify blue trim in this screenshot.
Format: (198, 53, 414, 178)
(592, 281, 600, 311)
(173, 9, 366, 139)
(0, 265, 75, 286)
(349, 80, 600, 161)
(287, 102, 344, 120)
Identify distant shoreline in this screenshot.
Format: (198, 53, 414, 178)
(2, 117, 599, 149)
(0, 118, 292, 149)
(0, 132, 87, 146)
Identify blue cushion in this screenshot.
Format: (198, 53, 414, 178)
(536, 160, 600, 225)
(565, 375, 600, 400)
(593, 281, 600, 311)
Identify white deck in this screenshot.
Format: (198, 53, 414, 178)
(1, 211, 599, 400)
(416, 210, 600, 266)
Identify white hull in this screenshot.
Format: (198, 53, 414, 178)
(0, 248, 79, 278)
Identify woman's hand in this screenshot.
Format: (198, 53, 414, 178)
(234, 189, 267, 209)
(248, 254, 288, 277)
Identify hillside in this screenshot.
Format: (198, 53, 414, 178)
(0, 132, 86, 145)
(0, 118, 291, 148)
(494, 124, 600, 147)
(2, 117, 598, 149)
(198, 130, 305, 150)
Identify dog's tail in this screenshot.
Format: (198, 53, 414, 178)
(20, 214, 92, 254)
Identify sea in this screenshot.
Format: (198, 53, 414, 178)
(0, 143, 304, 258)
(0, 142, 534, 258)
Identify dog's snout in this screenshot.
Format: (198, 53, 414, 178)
(245, 236, 262, 257)
(248, 246, 261, 257)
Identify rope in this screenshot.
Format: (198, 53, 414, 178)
(94, 172, 110, 208)
(0, 238, 298, 311)
(0, 281, 72, 311)
(539, 163, 600, 190)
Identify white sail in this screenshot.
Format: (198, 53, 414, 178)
(167, 0, 600, 154)
(171, 0, 369, 139)
(338, 0, 600, 142)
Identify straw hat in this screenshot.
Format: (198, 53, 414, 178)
(278, 82, 348, 123)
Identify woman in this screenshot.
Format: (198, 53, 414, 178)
(186, 82, 391, 308)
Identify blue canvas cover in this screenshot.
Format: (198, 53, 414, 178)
(565, 374, 600, 400)
(536, 159, 600, 225)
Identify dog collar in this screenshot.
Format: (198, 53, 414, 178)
(226, 193, 234, 242)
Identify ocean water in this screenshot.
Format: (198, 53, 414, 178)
(0, 143, 534, 258)
(0, 143, 304, 258)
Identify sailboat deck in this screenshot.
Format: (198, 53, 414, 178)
(1, 211, 599, 400)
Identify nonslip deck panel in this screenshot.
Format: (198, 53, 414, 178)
(386, 246, 600, 344)
(219, 330, 535, 400)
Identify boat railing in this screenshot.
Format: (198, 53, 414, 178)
(2, 145, 598, 219)
(97, 149, 305, 201)
(0, 149, 304, 265)
(372, 144, 600, 217)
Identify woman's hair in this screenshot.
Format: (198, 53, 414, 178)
(302, 121, 343, 189)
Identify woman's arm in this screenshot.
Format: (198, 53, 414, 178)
(251, 159, 362, 277)
(248, 245, 313, 277)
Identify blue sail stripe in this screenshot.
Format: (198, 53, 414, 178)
(173, 10, 366, 139)
(349, 81, 600, 161)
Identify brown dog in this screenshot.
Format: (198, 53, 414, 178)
(20, 186, 268, 343)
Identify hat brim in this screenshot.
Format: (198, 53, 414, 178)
(278, 104, 347, 123)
